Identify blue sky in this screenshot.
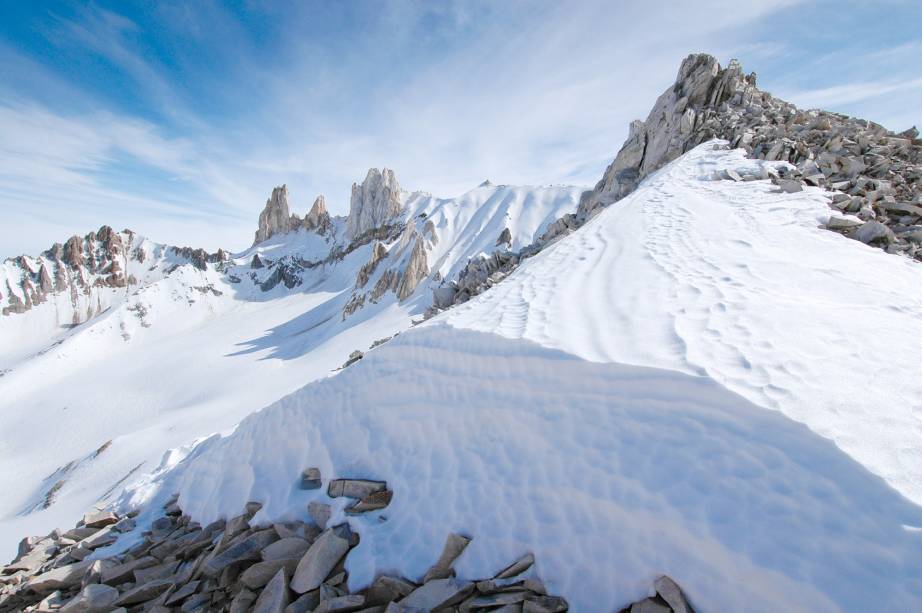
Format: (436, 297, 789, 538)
(2, 0, 920, 257)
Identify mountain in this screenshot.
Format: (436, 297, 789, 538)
(1, 53, 922, 612)
(0, 169, 584, 564)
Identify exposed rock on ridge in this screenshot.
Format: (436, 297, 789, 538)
(1, 228, 223, 320)
(254, 185, 300, 246)
(346, 169, 402, 240)
(302, 195, 332, 234)
(560, 53, 922, 259)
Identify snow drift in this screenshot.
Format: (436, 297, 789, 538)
(121, 143, 922, 611)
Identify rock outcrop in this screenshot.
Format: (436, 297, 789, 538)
(395, 236, 430, 301)
(302, 195, 332, 234)
(0, 476, 588, 613)
(345, 169, 402, 240)
(254, 185, 300, 246)
(562, 53, 922, 259)
(1, 227, 223, 321)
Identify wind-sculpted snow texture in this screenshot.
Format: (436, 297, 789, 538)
(120, 143, 922, 611)
(131, 326, 922, 612)
(0, 180, 582, 561)
(446, 144, 922, 507)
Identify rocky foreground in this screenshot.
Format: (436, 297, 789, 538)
(0, 471, 695, 612)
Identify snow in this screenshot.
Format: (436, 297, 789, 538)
(116, 142, 922, 611)
(0, 181, 582, 561)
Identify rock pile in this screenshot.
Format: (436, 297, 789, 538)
(570, 53, 922, 259)
(1, 470, 633, 612)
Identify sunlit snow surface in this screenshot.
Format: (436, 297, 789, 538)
(0, 181, 582, 559)
(117, 143, 922, 611)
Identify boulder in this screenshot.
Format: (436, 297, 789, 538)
(345, 489, 393, 515)
(301, 467, 322, 490)
(308, 502, 332, 530)
(328, 479, 387, 499)
(826, 216, 863, 230)
(263, 537, 311, 561)
(291, 524, 353, 593)
(423, 534, 471, 582)
(399, 578, 473, 609)
(240, 558, 301, 590)
(252, 568, 290, 613)
(82, 511, 119, 529)
(60, 583, 119, 612)
(777, 179, 804, 193)
(494, 552, 535, 579)
(855, 221, 893, 244)
(113, 579, 173, 606)
(26, 561, 93, 592)
(653, 575, 694, 613)
(204, 529, 279, 576)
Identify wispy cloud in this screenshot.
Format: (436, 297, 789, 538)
(781, 77, 922, 110)
(2, 0, 920, 259)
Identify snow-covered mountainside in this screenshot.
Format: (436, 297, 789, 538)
(2, 52, 922, 612)
(120, 143, 922, 612)
(0, 173, 583, 561)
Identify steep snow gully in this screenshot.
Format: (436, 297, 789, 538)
(118, 144, 922, 611)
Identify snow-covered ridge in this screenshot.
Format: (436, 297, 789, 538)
(0, 175, 583, 562)
(122, 143, 922, 612)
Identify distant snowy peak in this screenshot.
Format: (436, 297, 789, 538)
(0, 226, 225, 321)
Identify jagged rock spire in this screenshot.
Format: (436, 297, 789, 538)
(253, 185, 299, 246)
(578, 53, 755, 217)
(346, 169, 402, 240)
(303, 195, 332, 234)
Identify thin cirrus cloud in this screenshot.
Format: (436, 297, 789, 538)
(0, 0, 919, 259)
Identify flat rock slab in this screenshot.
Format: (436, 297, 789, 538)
(262, 537, 310, 561)
(83, 511, 119, 529)
(291, 525, 353, 593)
(399, 577, 474, 610)
(252, 568, 290, 613)
(101, 556, 158, 585)
(114, 578, 173, 606)
(164, 580, 201, 606)
(26, 560, 93, 592)
(240, 558, 301, 590)
(327, 479, 386, 499)
(205, 529, 279, 576)
(60, 583, 119, 612)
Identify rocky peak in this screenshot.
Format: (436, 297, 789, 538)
(253, 185, 300, 246)
(578, 53, 758, 217)
(346, 168, 402, 240)
(303, 195, 332, 234)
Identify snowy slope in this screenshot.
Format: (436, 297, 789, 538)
(0, 181, 582, 560)
(120, 142, 922, 612)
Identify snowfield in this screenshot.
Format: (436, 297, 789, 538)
(0, 181, 582, 562)
(113, 143, 922, 611)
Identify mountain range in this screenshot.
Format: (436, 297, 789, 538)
(1, 53, 922, 612)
